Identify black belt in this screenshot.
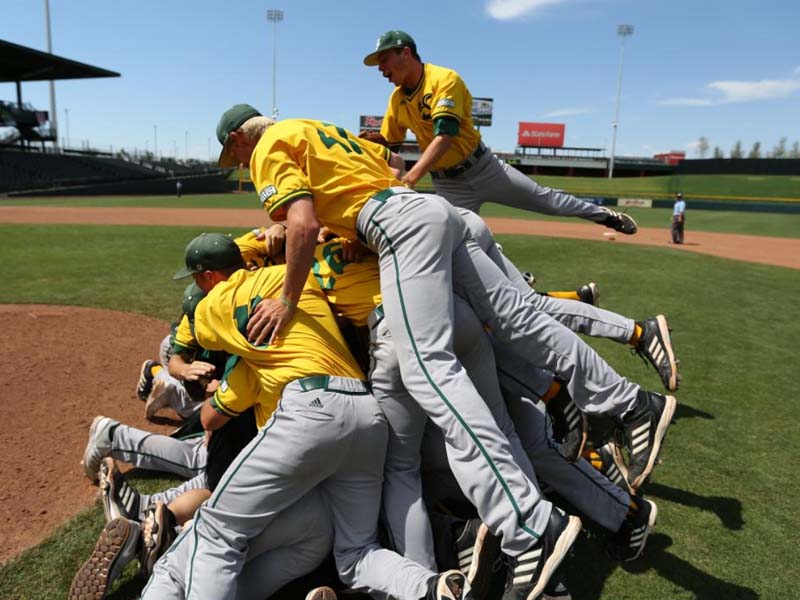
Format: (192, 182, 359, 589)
(430, 143, 487, 179)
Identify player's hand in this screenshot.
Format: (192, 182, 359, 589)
(400, 174, 418, 188)
(340, 238, 369, 263)
(204, 379, 220, 396)
(247, 297, 295, 346)
(358, 131, 388, 146)
(259, 223, 287, 258)
(183, 360, 216, 382)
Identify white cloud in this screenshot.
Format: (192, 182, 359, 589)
(486, 0, 570, 20)
(540, 107, 594, 118)
(659, 69, 800, 107)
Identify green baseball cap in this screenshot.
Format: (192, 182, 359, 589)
(363, 30, 416, 66)
(181, 282, 206, 321)
(216, 103, 262, 168)
(173, 233, 245, 280)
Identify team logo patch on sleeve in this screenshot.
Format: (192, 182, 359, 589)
(436, 98, 456, 108)
(259, 185, 278, 206)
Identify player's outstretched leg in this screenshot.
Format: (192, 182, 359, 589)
(99, 457, 141, 523)
(68, 518, 140, 600)
(454, 520, 502, 599)
(501, 508, 582, 600)
(606, 497, 658, 562)
(620, 392, 677, 491)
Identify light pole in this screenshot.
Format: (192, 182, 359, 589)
(64, 107, 70, 149)
(185, 130, 189, 161)
(608, 24, 633, 179)
(153, 124, 158, 159)
(267, 9, 284, 119)
(44, 0, 58, 149)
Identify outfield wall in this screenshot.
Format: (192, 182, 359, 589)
(677, 158, 800, 176)
(7, 173, 233, 197)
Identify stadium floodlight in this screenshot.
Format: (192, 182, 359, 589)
(608, 24, 634, 179)
(44, 0, 58, 149)
(267, 9, 284, 119)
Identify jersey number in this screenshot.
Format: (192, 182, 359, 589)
(312, 242, 347, 290)
(316, 124, 363, 155)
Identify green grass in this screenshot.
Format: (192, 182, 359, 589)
(480, 204, 800, 238)
(0, 193, 259, 209)
(1, 224, 798, 598)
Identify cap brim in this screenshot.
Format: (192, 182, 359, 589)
(363, 51, 382, 66)
(218, 144, 238, 169)
(172, 266, 195, 280)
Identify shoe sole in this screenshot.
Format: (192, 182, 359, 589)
(144, 379, 169, 420)
(630, 395, 676, 490)
(588, 282, 599, 307)
(465, 522, 501, 598)
(305, 587, 337, 600)
(68, 518, 138, 600)
(99, 457, 119, 523)
(625, 500, 658, 562)
(654, 315, 679, 392)
(82, 416, 109, 481)
(136, 360, 152, 401)
(529, 515, 582, 600)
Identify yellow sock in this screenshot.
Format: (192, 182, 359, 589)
(151, 364, 163, 377)
(629, 324, 644, 346)
(628, 498, 639, 515)
(546, 290, 580, 301)
(541, 380, 562, 404)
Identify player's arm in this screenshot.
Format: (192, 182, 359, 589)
(247, 196, 320, 345)
(201, 398, 231, 431)
(401, 132, 453, 187)
(168, 352, 216, 383)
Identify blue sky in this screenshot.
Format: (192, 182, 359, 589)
(2, 0, 798, 160)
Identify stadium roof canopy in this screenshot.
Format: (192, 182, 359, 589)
(0, 39, 119, 83)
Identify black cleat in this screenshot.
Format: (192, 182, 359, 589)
(599, 209, 638, 235)
(99, 457, 141, 523)
(136, 359, 157, 401)
(426, 569, 473, 599)
(620, 391, 676, 490)
(546, 385, 587, 462)
(454, 519, 501, 599)
(607, 497, 658, 562)
(501, 508, 582, 600)
(634, 315, 679, 392)
(576, 282, 600, 307)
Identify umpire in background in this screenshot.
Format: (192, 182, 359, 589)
(671, 192, 686, 244)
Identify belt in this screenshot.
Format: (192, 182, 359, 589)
(295, 375, 369, 395)
(430, 143, 487, 179)
(356, 187, 413, 243)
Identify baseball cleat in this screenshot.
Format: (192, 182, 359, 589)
(501, 508, 581, 600)
(576, 282, 600, 307)
(454, 519, 501, 599)
(585, 441, 629, 492)
(136, 359, 158, 401)
(546, 386, 588, 462)
(140, 501, 176, 577)
(521, 271, 536, 287)
(144, 377, 171, 420)
(426, 569, 472, 599)
(542, 575, 572, 600)
(68, 517, 141, 600)
(305, 587, 338, 600)
(99, 457, 141, 523)
(620, 392, 677, 490)
(607, 497, 657, 562)
(81, 415, 118, 482)
(599, 209, 638, 235)
(634, 315, 679, 392)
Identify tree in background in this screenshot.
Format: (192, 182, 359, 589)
(747, 142, 761, 159)
(771, 137, 787, 158)
(713, 146, 724, 158)
(791, 141, 800, 158)
(731, 141, 743, 158)
(697, 136, 709, 158)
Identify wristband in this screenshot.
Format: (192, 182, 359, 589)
(280, 295, 295, 309)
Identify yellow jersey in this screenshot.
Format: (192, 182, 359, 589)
(250, 119, 401, 240)
(380, 63, 481, 170)
(193, 265, 364, 428)
(313, 238, 381, 326)
(234, 227, 274, 269)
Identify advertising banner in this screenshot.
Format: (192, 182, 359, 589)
(359, 115, 384, 132)
(472, 97, 493, 126)
(518, 122, 565, 147)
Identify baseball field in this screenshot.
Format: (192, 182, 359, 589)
(0, 195, 798, 599)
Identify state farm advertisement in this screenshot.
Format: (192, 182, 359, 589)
(518, 122, 565, 148)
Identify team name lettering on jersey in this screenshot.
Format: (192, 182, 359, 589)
(436, 98, 456, 108)
(259, 185, 278, 206)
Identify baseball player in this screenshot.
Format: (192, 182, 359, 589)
(169, 235, 470, 600)
(360, 30, 637, 235)
(671, 192, 686, 244)
(214, 105, 672, 600)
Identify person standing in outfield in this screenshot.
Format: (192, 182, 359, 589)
(671, 192, 686, 244)
(214, 103, 678, 599)
(360, 30, 637, 234)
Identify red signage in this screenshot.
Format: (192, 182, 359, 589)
(653, 151, 686, 166)
(518, 122, 565, 148)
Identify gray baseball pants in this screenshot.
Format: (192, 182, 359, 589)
(358, 190, 638, 548)
(433, 149, 610, 222)
(111, 424, 206, 479)
(370, 296, 541, 568)
(141, 488, 333, 600)
(181, 376, 435, 600)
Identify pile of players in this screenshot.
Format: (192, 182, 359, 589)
(70, 29, 681, 600)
